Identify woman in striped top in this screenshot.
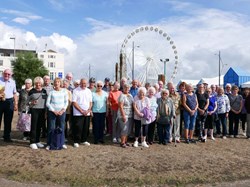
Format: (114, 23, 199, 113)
(46, 77, 68, 150)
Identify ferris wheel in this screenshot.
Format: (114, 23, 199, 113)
(120, 25, 179, 85)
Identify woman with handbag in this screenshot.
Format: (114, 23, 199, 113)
(18, 78, 33, 140)
(133, 87, 150, 148)
(27, 77, 47, 149)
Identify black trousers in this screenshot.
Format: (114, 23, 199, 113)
(73, 115, 90, 143)
(147, 120, 156, 142)
(0, 98, 14, 140)
(30, 108, 45, 144)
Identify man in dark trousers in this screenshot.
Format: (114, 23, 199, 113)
(0, 69, 18, 142)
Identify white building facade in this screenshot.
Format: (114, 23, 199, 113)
(0, 48, 64, 80)
(37, 49, 64, 80)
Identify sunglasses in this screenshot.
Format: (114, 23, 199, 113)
(97, 85, 103, 87)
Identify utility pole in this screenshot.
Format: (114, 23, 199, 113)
(88, 64, 91, 79)
(218, 51, 221, 87)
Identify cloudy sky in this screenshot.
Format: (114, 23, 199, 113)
(1, 0, 250, 84)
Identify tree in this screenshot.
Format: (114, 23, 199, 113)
(12, 52, 49, 89)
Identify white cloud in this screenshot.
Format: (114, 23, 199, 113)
(12, 17, 30, 25)
(1, 9, 42, 25)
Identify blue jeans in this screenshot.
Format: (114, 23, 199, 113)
(157, 123, 171, 143)
(183, 110, 197, 130)
(47, 111, 66, 145)
(218, 113, 227, 136)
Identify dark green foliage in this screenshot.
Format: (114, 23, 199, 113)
(12, 52, 49, 89)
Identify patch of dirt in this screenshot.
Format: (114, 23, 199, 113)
(0, 112, 249, 186)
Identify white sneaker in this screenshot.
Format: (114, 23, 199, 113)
(46, 146, 50, 150)
(82, 141, 90, 146)
(62, 145, 67, 149)
(222, 136, 227, 139)
(23, 137, 27, 141)
(74, 143, 79, 148)
(36, 142, 44, 148)
(141, 141, 149, 148)
(117, 138, 121, 143)
(211, 137, 215, 141)
(230, 135, 234, 138)
(133, 141, 139, 148)
(30, 143, 38, 149)
(112, 138, 117, 143)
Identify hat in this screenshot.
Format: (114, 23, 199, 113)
(104, 77, 110, 82)
(89, 77, 96, 83)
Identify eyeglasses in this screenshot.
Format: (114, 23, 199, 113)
(97, 85, 103, 88)
(4, 73, 11, 76)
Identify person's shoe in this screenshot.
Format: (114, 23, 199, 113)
(82, 141, 90, 146)
(190, 139, 196, 144)
(120, 143, 127, 148)
(23, 137, 27, 141)
(133, 141, 139, 148)
(62, 145, 67, 149)
(229, 135, 234, 138)
(148, 141, 153, 145)
(99, 140, 105, 144)
(74, 143, 79, 148)
(234, 135, 238, 138)
(176, 139, 181, 143)
(112, 138, 117, 143)
(36, 142, 44, 148)
(46, 146, 50, 151)
(162, 141, 167, 145)
(211, 137, 216, 141)
(141, 141, 149, 148)
(30, 143, 38, 149)
(222, 136, 227, 139)
(125, 142, 130, 146)
(185, 139, 190, 144)
(117, 138, 121, 143)
(4, 139, 13, 143)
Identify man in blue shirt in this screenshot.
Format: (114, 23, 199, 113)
(0, 69, 18, 142)
(129, 79, 138, 98)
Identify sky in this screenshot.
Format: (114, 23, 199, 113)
(1, 0, 250, 84)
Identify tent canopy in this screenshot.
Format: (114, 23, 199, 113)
(241, 81, 250, 88)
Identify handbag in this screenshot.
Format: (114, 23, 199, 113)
(16, 112, 31, 132)
(49, 127, 64, 150)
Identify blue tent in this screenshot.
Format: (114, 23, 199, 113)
(224, 67, 250, 87)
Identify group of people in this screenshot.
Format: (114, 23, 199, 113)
(0, 69, 249, 150)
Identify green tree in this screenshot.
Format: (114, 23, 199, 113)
(12, 52, 49, 89)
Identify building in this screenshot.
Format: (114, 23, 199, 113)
(37, 49, 64, 80)
(0, 48, 64, 80)
(224, 67, 250, 88)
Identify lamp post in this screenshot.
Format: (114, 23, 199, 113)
(10, 36, 16, 57)
(132, 41, 135, 80)
(160, 58, 169, 81)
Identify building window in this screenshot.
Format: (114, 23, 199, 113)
(40, 54, 44, 58)
(0, 60, 3, 66)
(50, 72, 54, 80)
(11, 61, 15, 66)
(48, 55, 56, 59)
(49, 62, 55, 68)
(58, 72, 63, 78)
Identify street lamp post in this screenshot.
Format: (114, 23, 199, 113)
(218, 51, 221, 87)
(132, 41, 135, 80)
(160, 58, 169, 81)
(10, 36, 16, 57)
